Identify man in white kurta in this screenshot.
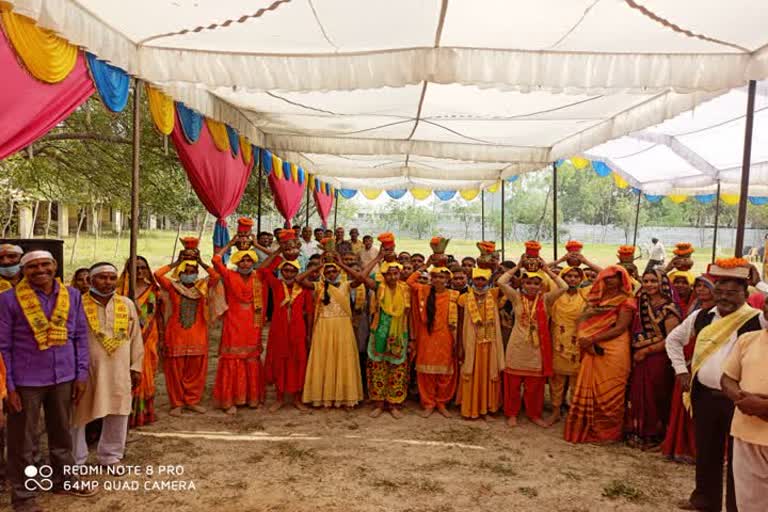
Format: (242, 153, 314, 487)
(71, 263, 143, 466)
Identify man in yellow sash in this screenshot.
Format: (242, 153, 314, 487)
(0, 243, 23, 293)
(71, 262, 143, 467)
(0, 250, 95, 510)
(666, 258, 767, 512)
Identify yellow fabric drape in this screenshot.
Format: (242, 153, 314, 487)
(145, 85, 174, 135)
(612, 172, 629, 189)
(361, 189, 382, 200)
(205, 118, 230, 152)
(272, 154, 283, 179)
(240, 137, 252, 166)
(571, 157, 591, 170)
(487, 181, 500, 193)
(460, 189, 480, 201)
(308, 174, 316, 191)
(290, 163, 299, 182)
(668, 194, 688, 204)
(722, 193, 740, 205)
(1, 8, 78, 83)
(411, 188, 432, 200)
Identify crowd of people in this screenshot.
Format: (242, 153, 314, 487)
(0, 224, 767, 511)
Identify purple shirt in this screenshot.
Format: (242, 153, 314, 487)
(0, 281, 89, 392)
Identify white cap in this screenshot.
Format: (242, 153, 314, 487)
(0, 244, 23, 256)
(20, 250, 54, 266)
(89, 264, 118, 276)
(756, 281, 768, 294)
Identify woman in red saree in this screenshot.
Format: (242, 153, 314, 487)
(118, 256, 162, 427)
(212, 239, 267, 415)
(565, 266, 637, 444)
(661, 275, 715, 463)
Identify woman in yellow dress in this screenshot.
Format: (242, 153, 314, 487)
(298, 258, 365, 408)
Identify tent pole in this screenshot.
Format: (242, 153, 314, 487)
(481, 190, 485, 240)
(712, 180, 722, 263)
(632, 191, 642, 248)
(305, 182, 310, 228)
(333, 190, 338, 230)
(552, 162, 558, 261)
(500, 181, 505, 261)
(735, 80, 757, 257)
(256, 154, 263, 234)
(129, 80, 141, 300)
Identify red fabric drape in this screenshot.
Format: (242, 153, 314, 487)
(170, 112, 252, 222)
(268, 173, 305, 224)
(313, 190, 334, 227)
(0, 30, 94, 160)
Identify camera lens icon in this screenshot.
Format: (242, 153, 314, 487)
(24, 464, 53, 491)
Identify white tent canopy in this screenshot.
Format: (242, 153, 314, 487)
(8, 0, 768, 190)
(585, 82, 768, 197)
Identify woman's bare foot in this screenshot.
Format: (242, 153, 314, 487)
(421, 407, 435, 418)
(369, 407, 384, 418)
(530, 417, 550, 428)
(544, 412, 561, 426)
(389, 407, 404, 419)
(483, 414, 496, 422)
(436, 405, 452, 418)
(269, 401, 284, 413)
(225, 406, 237, 415)
(248, 402, 261, 410)
(169, 407, 183, 417)
(506, 416, 518, 428)
(186, 404, 207, 414)
(294, 401, 309, 413)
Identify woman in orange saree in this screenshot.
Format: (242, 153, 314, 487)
(118, 256, 162, 427)
(564, 265, 636, 444)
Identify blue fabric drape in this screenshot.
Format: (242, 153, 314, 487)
(282, 160, 292, 181)
(297, 167, 305, 185)
(260, 149, 273, 175)
(339, 189, 357, 199)
(85, 53, 130, 113)
(749, 196, 768, 206)
(176, 103, 203, 143)
(386, 189, 407, 199)
(213, 222, 231, 264)
(644, 194, 663, 203)
(592, 160, 612, 177)
(694, 194, 716, 204)
(506, 176, 519, 183)
(434, 190, 457, 201)
(225, 125, 239, 157)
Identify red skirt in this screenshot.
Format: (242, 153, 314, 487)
(661, 378, 696, 463)
(213, 357, 265, 408)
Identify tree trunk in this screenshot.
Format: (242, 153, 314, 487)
(44, 201, 52, 238)
(535, 184, 552, 241)
(1, 199, 14, 238)
(30, 200, 40, 238)
(171, 220, 182, 261)
(198, 214, 209, 241)
(114, 220, 122, 258)
(93, 205, 100, 261)
(69, 207, 86, 265)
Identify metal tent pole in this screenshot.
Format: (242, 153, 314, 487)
(712, 180, 722, 263)
(481, 190, 485, 240)
(552, 162, 558, 260)
(305, 182, 310, 228)
(256, 155, 263, 234)
(333, 190, 338, 230)
(129, 80, 141, 300)
(500, 181, 505, 260)
(735, 80, 757, 257)
(632, 190, 642, 248)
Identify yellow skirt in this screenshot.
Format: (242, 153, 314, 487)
(302, 316, 363, 407)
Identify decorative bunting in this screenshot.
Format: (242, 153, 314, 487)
(644, 194, 663, 203)
(749, 196, 768, 206)
(314, 188, 334, 227)
(361, 189, 382, 200)
(487, 181, 500, 193)
(325, 182, 331, 195)
(571, 157, 590, 170)
(386, 189, 407, 200)
(272, 154, 283, 179)
(176, 103, 203, 143)
(721, 193, 740, 205)
(411, 188, 432, 201)
(240, 138, 252, 166)
(205, 118, 230, 152)
(0, 8, 78, 83)
(146, 85, 174, 135)
(282, 161, 291, 181)
(339, 189, 357, 199)
(591, 160, 612, 177)
(85, 53, 130, 112)
(506, 175, 519, 183)
(460, 189, 480, 201)
(226, 125, 239, 157)
(290, 163, 299, 182)
(261, 149, 273, 175)
(308, 174, 316, 191)
(434, 190, 457, 201)
(694, 194, 716, 204)
(668, 194, 688, 204)
(612, 172, 629, 189)
(297, 166, 305, 185)
(268, 169, 305, 222)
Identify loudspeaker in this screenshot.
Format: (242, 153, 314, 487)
(1, 238, 65, 279)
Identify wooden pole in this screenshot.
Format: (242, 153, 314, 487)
(632, 190, 642, 248)
(305, 182, 310, 228)
(481, 190, 485, 240)
(712, 179, 722, 263)
(129, 80, 141, 300)
(552, 162, 558, 260)
(735, 80, 757, 257)
(500, 180, 505, 261)
(256, 154, 263, 234)
(333, 190, 339, 230)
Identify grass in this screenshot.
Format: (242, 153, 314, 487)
(272, 442, 316, 464)
(602, 480, 646, 502)
(52, 230, 717, 280)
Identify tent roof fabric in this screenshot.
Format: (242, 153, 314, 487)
(8, 0, 768, 190)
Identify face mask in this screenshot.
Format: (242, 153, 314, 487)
(180, 273, 198, 284)
(90, 287, 115, 298)
(472, 283, 490, 293)
(237, 267, 254, 275)
(0, 264, 20, 278)
(326, 276, 340, 285)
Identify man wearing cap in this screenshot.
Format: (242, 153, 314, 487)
(0, 243, 23, 293)
(155, 244, 221, 416)
(349, 228, 364, 255)
(71, 262, 143, 467)
(0, 250, 94, 510)
(667, 258, 767, 512)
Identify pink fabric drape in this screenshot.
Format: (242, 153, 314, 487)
(0, 30, 94, 160)
(313, 190, 334, 227)
(170, 112, 252, 223)
(268, 173, 305, 225)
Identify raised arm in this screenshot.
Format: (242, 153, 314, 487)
(576, 253, 602, 273)
(215, 237, 237, 258)
(258, 246, 282, 270)
(296, 263, 320, 290)
(496, 269, 519, 301)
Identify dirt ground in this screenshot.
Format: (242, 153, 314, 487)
(8, 334, 696, 512)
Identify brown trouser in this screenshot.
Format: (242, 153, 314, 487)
(7, 382, 75, 504)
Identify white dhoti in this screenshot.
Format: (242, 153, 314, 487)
(71, 414, 129, 465)
(733, 438, 768, 512)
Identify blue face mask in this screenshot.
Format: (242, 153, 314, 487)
(0, 264, 20, 278)
(472, 283, 490, 293)
(180, 273, 198, 284)
(89, 287, 115, 298)
(237, 267, 254, 275)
